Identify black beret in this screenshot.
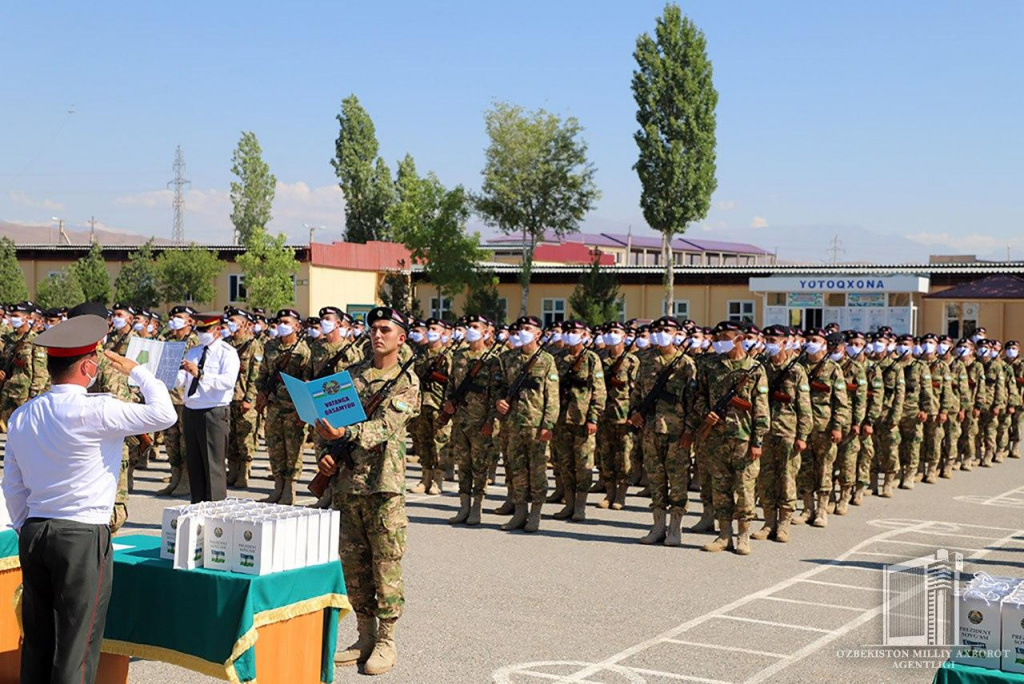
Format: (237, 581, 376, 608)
(605, 321, 626, 333)
(424, 317, 450, 329)
(804, 327, 828, 339)
(919, 333, 938, 342)
(896, 333, 915, 343)
(562, 320, 586, 332)
(462, 313, 491, 326)
(111, 302, 137, 315)
(319, 306, 343, 319)
(652, 316, 681, 330)
(516, 315, 542, 329)
(305, 316, 321, 325)
(743, 323, 762, 335)
(276, 308, 302, 321)
(225, 307, 253, 322)
(712, 321, 742, 334)
(762, 324, 789, 337)
(367, 306, 410, 332)
(10, 301, 39, 314)
(169, 305, 197, 317)
(1007, 340, 1020, 347)
(825, 332, 845, 346)
(845, 330, 865, 342)
(42, 307, 63, 319)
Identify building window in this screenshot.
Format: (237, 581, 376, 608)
(688, 253, 703, 266)
(727, 300, 755, 324)
(944, 302, 979, 339)
(662, 300, 689, 319)
(542, 298, 566, 327)
(496, 298, 508, 324)
(767, 293, 786, 306)
(826, 293, 846, 307)
(430, 296, 452, 319)
(229, 274, 247, 303)
(616, 297, 627, 322)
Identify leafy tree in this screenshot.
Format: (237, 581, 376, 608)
(230, 131, 277, 246)
(36, 268, 86, 310)
(633, 3, 718, 307)
(569, 252, 622, 326)
(388, 155, 482, 311)
(475, 102, 600, 316)
(463, 271, 506, 324)
(72, 241, 112, 304)
(157, 245, 224, 305)
(332, 95, 395, 243)
(113, 240, 161, 309)
(378, 261, 421, 317)
(0, 237, 29, 303)
(236, 231, 296, 312)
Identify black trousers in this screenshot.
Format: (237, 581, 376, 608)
(183, 404, 230, 503)
(19, 518, 112, 684)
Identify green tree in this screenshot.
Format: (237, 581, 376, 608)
(569, 252, 622, 326)
(36, 268, 86, 310)
(463, 271, 506, 324)
(72, 241, 112, 304)
(377, 260, 421, 317)
(475, 102, 600, 316)
(331, 95, 395, 243)
(157, 245, 224, 305)
(113, 240, 161, 309)
(0, 237, 29, 303)
(230, 131, 277, 246)
(633, 3, 719, 307)
(237, 231, 296, 312)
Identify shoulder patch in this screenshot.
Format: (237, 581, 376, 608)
(594, 371, 604, 379)
(758, 385, 768, 394)
(394, 400, 410, 412)
(548, 373, 559, 381)
(800, 383, 810, 391)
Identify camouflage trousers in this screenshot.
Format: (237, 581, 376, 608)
(265, 403, 306, 480)
(694, 439, 713, 511)
(228, 400, 259, 467)
(164, 404, 187, 469)
(450, 418, 492, 497)
(758, 434, 801, 513)
(797, 430, 837, 496)
(898, 417, 924, 473)
(596, 421, 633, 485)
(856, 430, 876, 486)
(959, 413, 979, 464)
(337, 491, 406, 621)
(835, 430, 861, 487)
(505, 424, 549, 505)
(640, 428, 689, 512)
(552, 423, 595, 495)
(111, 442, 130, 533)
(707, 435, 759, 521)
(943, 414, 963, 467)
(1011, 410, 1022, 448)
(978, 411, 999, 457)
(410, 406, 450, 471)
(922, 419, 945, 471)
(998, 412, 1013, 455)
(873, 421, 901, 474)
(0, 390, 28, 425)
(498, 418, 513, 494)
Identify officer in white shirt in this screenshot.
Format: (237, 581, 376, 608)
(179, 312, 240, 503)
(2, 314, 177, 684)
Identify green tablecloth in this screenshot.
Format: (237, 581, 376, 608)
(935, 662, 1024, 683)
(102, 534, 350, 684)
(0, 528, 17, 571)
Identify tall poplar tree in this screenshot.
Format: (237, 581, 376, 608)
(332, 95, 395, 243)
(230, 131, 277, 246)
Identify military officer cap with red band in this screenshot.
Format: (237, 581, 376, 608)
(34, 313, 108, 357)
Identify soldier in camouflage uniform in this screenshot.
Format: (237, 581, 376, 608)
(921, 334, 953, 483)
(492, 315, 559, 533)
(597, 322, 641, 511)
(940, 336, 970, 477)
(872, 335, 906, 496)
(105, 302, 136, 355)
(629, 316, 695, 546)
(1006, 341, 1024, 459)
(752, 325, 811, 543)
(688, 321, 770, 556)
(442, 314, 498, 526)
(896, 334, 935, 488)
(992, 341, 1019, 462)
(491, 323, 520, 516)
(0, 302, 49, 425)
(157, 305, 200, 496)
(255, 309, 311, 504)
(833, 332, 867, 515)
(976, 340, 1005, 467)
(315, 307, 419, 677)
(226, 307, 263, 489)
(408, 318, 453, 495)
(852, 333, 883, 504)
(551, 320, 606, 522)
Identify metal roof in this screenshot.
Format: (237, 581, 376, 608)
(451, 262, 1024, 277)
(484, 230, 772, 255)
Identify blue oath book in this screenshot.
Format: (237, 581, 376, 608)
(281, 371, 367, 428)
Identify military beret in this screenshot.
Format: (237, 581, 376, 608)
(33, 314, 107, 357)
(762, 324, 789, 338)
(10, 301, 39, 314)
(353, 319, 365, 326)
(866, 332, 879, 342)
(367, 306, 410, 332)
(562, 320, 586, 332)
(169, 305, 198, 317)
(920, 333, 938, 342)
(305, 316, 321, 326)
(624, 318, 638, 327)
(111, 302, 137, 315)
(938, 334, 953, 343)
(516, 315, 543, 329)
(743, 323, 762, 335)
(637, 324, 650, 333)
(825, 332, 845, 346)
(973, 327, 987, 335)
(68, 302, 109, 319)
(150, 311, 162, 322)
(606, 321, 626, 333)
(410, 319, 427, 329)
(193, 311, 223, 329)
(42, 307, 63, 319)
(463, 313, 491, 326)
(424, 317, 449, 329)
(877, 326, 893, 335)
(824, 322, 841, 332)
(276, 308, 302, 321)
(845, 330, 865, 342)
(804, 327, 828, 339)
(225, 307, 253, 322)
(319, 306, 343, 319)
(1007, 340, 1020, 347)
(712, 321, 742, 334)
(896, 333, 915, 343)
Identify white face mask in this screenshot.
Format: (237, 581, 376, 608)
(978, 348, 990, 358)
(938, 343, 951, 355)
(972, 334, 984, 343)
(147, 324, 155, 334)
(497, 332, 508, 342)
(307, 329, 321, 339)
(320, 320, 337, 335)
(465, 328, 483, 343)
(276, 324, 293, 338)
(606, 332, 624, 346)
(765, 342, 783, 357)
(912, 344, 923, 356)
(268, 327, 279, 338)
(546, 332, 563, 343)
(689, 338, 703, 349)
(1008, 349, 1020, 359)
(847, 345, 863, 357)
(804, 342, 824, 355)
(10, 316, 24, 329)
(85, 361, 98, 389)
(888, 342, 897, 353)
(426, 330, 441, 343)
(353, 327, 364, 337)
(872, 341, 887, 354)
(133, 322, 145, 332)
(923, 342, 936, 355)
(635, 337, 651, 349)
(701, 339, 711, 349)
(198, 332, 216, 346)
(253, 324, 263, 334)
(897, 343, 912, 355)
(565, 332, 583, 347)
(227, 322, 239, 333)
(112, 316, 128, 330)
(410, 331, 425, 344)
(674, 334, 687, 347)
(518, 330, 536, 346)
(220, 328, 231, 338)
(651, 331, 674, 348)
(741, 339, 757, 352)
(168, 317, 186, 331)
(453, 329, 465, 341)
(955, 346, 971, 358)
(712, 339, 735, 354)
(830, 351, 844, 362)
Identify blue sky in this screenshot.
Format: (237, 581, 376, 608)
(1, 1, 1021, 261)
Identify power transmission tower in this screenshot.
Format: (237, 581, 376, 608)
(88, 216, 97, 243)
(168, 145, 190, 245)
(827, 233, 845, 264)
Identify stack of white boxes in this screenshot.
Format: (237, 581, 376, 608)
(160, 499, 340, 576)
(953, 573, 1023, 670)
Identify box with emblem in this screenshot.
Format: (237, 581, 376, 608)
(271, 514, 298, 573)
(953, 574, 1021, 669)
(160, 505, 190, 560)
(230, 515, 274, 576)
(1001, 587, 1024, 673)
(202, 514, 234, 572)
(172, 512, 205, 570)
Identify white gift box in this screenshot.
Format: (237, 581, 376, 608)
(329, 510, 340, 562)
(953, 575, 1021, 669)
(231, 515, 274, 576)
(271, 515, 298, 573)
(1001, 592, 1024, 674)
(318, 511, 333, 565)
(304, 512, 321, 567)
(203, 516, 234, 572)
(161, 505, 190, 560)
(173, 513, 205, 570)
(292, 512, 309, 569)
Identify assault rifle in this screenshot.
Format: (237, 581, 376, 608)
(502, 332, 554, 406)
(767, 350, 806, 404)
(438, 342, 502, 427)
(629, 350, 688, 433)
(559, 337, 598, 401)
(694, 354, 768, 441)
(255, 340, 301, 415)
(607, 336, 638, 389)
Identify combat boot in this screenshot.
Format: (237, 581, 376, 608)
(881, 472, 896, 498)
(171, 465, 191, 496)
(664, 510, 684, 547)
(156, 467, 181, 496)
(923, 467, 938, 484)
(279, 478, 295, 505)
(486, 462, 498, 485)
(546, 484, 564, 504)
(750, 510, 776, 541)
(961, 458, 974, 471)
(690, 508, 715, 533)
(899, 467, 915, 490)
(494, 495, 515, 516)
(137, 446, 151, 470)
(994, 450, 1007, 464)
(448, 494, 471, 525)
(590, 478, 605, 493)
(571, 492, 588, 522)
(235, 462, 250, 488)
(980, 450, 993, 467)
(524, 503, 543, 533)
(597, 483, 615, 509)
(500, 504, 528, 531)
(553, 491, 575, 520)
(703, 519, 734, 552)
(226, 460, 238, 487)
(466, 496, 484, 526)
(409, 468, 432, 494)
(639, 508, 667, 545)
(792, 493, 814, 525)
(430, 470, 445, 495)
(812, 493, 829, 528)
(735, 520, 752, 556)
(262, 476, 284, 503)
(834, 486, 851, 515)
(851, 485, 865, 506)
(363, 617, 397, 676)
(611, 483, 628, 510)
(939, 464, 954, 479)
(336, 613, 376, 666)
(775, 509, 793, 543)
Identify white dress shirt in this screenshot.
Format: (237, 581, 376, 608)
(2, 365, 177, 530)
(177, 338, 240, 410)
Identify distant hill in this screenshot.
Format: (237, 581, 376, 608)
(0, 221, 175, 246)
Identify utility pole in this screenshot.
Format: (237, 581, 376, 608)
(168, 145, 190, 245)
(88, 216, 97, 244)
(827, 233, 845, 264)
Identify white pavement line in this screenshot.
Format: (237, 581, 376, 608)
(796, 579, 883, 592)
(516, 672, 605, 684)
(874, 538, 987, 554)
(623, 667, 733, 683)
(713, 614, 831, 633)
(848, 551, 911, 558)
(553, 520, 932, 684)
(966, 528, 1024, 561)
(493, 661, 647, 684)
(759, 596, 869, 612)
(981, 484, 1024, 506)
(867, 518, 1020, 533)
(662, 639, 790, 659)
(953, 496, 1024, 508)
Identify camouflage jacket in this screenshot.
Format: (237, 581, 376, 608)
(948, 357, 972, 413)
(631, 350, 695, 436)
(965, 359, 987, 411)
(105, 329, 134, 356)
(765, 356, 812, 440)
(256, 337, 312, 409)
(875, 355, 907, 425)
(491, 348, 560, 429)
(414, 345, 452, 412)
(899, 357, 935, 420)
(1000, 358, 1021, 409)
(861, 359, 884, 425)
(335, 359, 420, 496)
(929, 358, 957, 415)
(601, 350, 641, 424)
(691, 354, 770, 444)
(229, 335, 264, 403)
(1009, 358, 1024, 406)
(2, 330, 49, 400)
(801, 356, 851, 433)
(979, 359, 1006, 410)
(841, 357, 868, 428)
(555, 347, 606, 426)
(310, 337, 361, 380)
(446, 346, 498, 427)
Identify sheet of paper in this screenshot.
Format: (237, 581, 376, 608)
(125, 338, 188, 389)
(282, 371, 367, 428)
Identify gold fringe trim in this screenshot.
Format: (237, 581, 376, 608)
(13, 584, 22, 634)
(102, 639, 233, 681)
(0, 557, 19, 572)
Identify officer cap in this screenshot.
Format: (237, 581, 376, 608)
(194, 311, 223, 330)
(34, 314, 107, 358)
(367, 306, 410, 332)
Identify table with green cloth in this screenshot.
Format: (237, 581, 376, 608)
(102, 534, 350, 684)
(0, 529, 17, 571)
(934, 662, 1024, 683)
